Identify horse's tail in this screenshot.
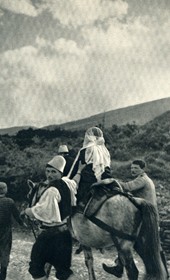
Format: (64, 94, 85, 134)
(133, 198, 167, 280)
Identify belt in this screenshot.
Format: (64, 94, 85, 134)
(40, 223, 68, 231)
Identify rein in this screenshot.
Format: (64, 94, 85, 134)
(87, 215, 137, 242)
(77, 190, 142, 243)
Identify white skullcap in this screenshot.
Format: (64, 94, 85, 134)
(47, 156, 66, 173)
(58, 145, 69, 153)
(0, 182, 7, 194)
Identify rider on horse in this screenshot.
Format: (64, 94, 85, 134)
(68, 126, 111, 207)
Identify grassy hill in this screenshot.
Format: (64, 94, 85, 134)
(0, 126, 37, 136)
(44, 97, 170, 131)
(1, 97, 169, 136)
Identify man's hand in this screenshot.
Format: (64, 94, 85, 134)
(20, 210, 26, 218)
(77, 162, 86, 173)
(24, 208, 35, 219)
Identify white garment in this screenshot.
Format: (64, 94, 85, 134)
(62, 177, 78, 206)
(31, 178, 78, 223)
(31, 187, 62, 223)
(67, 127, 111, 181)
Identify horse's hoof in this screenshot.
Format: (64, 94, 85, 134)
(102, 263, 123, 278)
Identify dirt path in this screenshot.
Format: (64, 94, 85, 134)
(6, 231, 169, 280)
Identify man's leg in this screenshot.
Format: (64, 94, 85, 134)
(0, 266, 7, 280)
(0, 241, 11, 280)
(29, 232, 47, 279)
(52, 231, 73, 280)
(103, 254, 124, 278)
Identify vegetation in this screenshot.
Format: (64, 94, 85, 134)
(0, 111, 170, 217)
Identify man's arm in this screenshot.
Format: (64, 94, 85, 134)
(12, 202, 24, 226)
(120, 176, 145, 193)
(25, 187, 62, 223)
(72, 162, 86, 184)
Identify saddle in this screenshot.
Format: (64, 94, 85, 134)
(84, 179, 123, 218)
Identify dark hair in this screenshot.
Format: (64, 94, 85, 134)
(132, 159, 146, 169)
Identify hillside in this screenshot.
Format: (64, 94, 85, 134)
(0, 97, 170, 135)
(44, 97, 170, 131)
(0, 126, 37, 136)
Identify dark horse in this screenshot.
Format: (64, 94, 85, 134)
(27, 180, 167, 280)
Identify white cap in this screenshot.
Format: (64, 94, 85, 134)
(47, 156, 66, 173)
(0, 182, 7, 194)
(58, 145, 69, 154)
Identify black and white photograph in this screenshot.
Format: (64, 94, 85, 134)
(0, 0, 170, 279)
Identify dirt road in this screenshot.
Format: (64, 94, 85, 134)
(6, 231, 169, 280)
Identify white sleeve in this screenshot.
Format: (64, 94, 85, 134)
(62, 177, 78, 206)
(31, 187, 62, 223)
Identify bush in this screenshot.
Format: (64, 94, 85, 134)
(147, 163, 170, 181)
(113, 149, 132, 161)
(164, 142, 170, 155)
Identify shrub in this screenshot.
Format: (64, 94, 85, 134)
(164, 142, 170, 155)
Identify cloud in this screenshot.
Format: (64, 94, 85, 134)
(36, 36, 86, 56)
(0, 43, 90, 127)
(0, 0, 170, 128)
(0, 0, 38, 17)
(38, 0, 128, 27)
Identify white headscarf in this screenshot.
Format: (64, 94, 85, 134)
(68, 127, 111, 181)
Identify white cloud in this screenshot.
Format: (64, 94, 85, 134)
(54, 38, 86, 56)
(38, 0, 128, 27)
(36, 36, 86, 56)
(0, 8, 4, 16)
(0, 0, 170, 128)
(0, 43, 90, 127)
(0, 0, 38, 17)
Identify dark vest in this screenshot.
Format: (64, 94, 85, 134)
(50, 179, 72, 220)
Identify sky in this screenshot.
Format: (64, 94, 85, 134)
(0, 0, 170, 128)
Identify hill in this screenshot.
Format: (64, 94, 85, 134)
(0, 97, 170, 136)
(45, 97, 170, 131)
(0, 126, 37, 136)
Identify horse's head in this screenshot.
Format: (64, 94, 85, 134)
(27, 179, 36, 190)
(26, 179, 39, 204)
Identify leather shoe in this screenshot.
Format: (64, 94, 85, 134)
(102, 263, 123, 278)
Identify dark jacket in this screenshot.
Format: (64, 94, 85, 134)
(70, 149, 97, 203)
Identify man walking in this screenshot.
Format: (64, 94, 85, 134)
(23, 155, 84, 280)
(0, 182, 25, 280)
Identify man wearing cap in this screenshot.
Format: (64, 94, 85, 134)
(58, 145, 74, 177)
(0, 182, 25, 280)
(23, 155, 85, 280)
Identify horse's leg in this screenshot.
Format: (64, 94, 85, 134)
(119, 240, 139, 280)
(82, 245, 96, 280)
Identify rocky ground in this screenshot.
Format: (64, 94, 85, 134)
(5, 229, 170, 280)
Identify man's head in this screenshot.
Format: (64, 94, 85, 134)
(45, 156, 66, 183)
(131, 159, 146, 177)
(0, 182, 7, 195)
(58, 145, 69, 157)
